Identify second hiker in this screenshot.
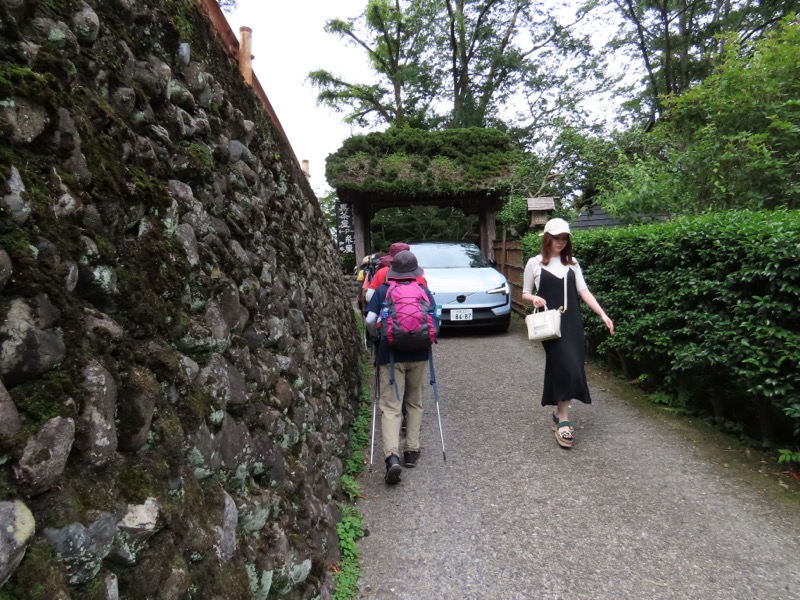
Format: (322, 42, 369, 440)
(365, 250, 437, 484)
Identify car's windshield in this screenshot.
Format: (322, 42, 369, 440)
(410, 243, 490, 269)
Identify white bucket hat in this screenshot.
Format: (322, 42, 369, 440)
(540, 218, 571, 237)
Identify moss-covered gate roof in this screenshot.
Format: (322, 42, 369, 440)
(325, 127, 519, 209)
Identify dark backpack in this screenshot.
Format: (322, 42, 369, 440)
(365, 253, 382, 282)
(382, 280, 436, 351)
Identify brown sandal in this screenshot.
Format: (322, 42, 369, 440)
(551, 413, 574, 433)
(554, 420, 573, 448)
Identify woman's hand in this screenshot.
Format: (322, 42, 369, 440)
(532, 295, 548, 309)
(578, 289, 614, 334)
(522, 292, 547, 309)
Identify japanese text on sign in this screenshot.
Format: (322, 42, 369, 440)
(336, 203, 355, 254)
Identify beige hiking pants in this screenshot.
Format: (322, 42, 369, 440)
(379, 360, 426, 458)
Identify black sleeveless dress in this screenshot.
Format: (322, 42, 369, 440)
(538, 267, 591, 406)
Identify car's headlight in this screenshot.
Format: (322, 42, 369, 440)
(487, 282, 510, 295)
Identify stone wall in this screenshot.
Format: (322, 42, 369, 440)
(0, 0, 363, 598)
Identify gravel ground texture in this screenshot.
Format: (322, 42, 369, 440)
(355, 317, 800, 600)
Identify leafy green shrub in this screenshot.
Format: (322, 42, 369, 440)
(340, 252, 355, 274)
(497, 195, 530, 238)
(778, 449, 800, 465)
(332, 506, 365, 600)
(340, 327, 372, 478)
(339, 474, 360, 503)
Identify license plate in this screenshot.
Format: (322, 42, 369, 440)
(450, 309, 473, 321)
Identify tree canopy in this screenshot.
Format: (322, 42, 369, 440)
(309, 0, 604, 133)
(607, 0, 800, 116)
(314, 1, 800, 233)
(217, 0, 237, 13)
(598, 17, 800, 217)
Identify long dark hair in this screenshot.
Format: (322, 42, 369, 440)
(540, 233, 576, 266)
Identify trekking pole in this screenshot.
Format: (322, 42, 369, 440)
(428, 348, 446, 463)
(369, 358, 379, 469)
(359, 310, 368, 351)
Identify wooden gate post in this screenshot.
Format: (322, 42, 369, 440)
(479, 205, 497, 261)
(352, 203, 370, 262)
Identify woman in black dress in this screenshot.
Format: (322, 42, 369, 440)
(522, 218, 614, 448)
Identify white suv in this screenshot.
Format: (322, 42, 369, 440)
(409, 242, 512, 331)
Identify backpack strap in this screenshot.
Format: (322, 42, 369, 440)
(386, 281, 410, 402)
(380, 281, 397, 337)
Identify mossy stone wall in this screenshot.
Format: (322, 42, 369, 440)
(0, 0, 362, 598)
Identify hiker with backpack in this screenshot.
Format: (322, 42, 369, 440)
(365, 250, 438, 484)
(365, 242, 429, 426)
(358, 251, 386, 315)
(365, 242, 428, 304)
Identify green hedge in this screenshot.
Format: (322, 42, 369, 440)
(521, 210, 800, 446)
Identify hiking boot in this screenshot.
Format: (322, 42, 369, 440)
(403, 450, 420, 468)
(384, 454, 402, 485)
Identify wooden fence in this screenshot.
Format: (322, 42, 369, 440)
(492, 239, 527, 316)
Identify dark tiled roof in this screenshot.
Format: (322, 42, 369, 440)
(571, 204, 622, 229)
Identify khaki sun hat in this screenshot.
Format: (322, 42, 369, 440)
(386, 250, 424, 279)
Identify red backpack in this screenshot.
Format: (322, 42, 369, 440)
(382, 280, 436, 351)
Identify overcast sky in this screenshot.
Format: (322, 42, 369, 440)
(224, 1, 373, 197)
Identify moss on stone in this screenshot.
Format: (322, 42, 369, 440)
(28, 48, 73, 93)
(175, 384, 215, 432)
(113, 233, 191, 341)
(0, 539, 69, 600)
(187, 559, 251, 599)
(0, 227, 34, 257)
(127, 168, 174, 212)
(0, 468, 16, 502)
(0, 150, 85, 304)
(8, 368, 81, 430)
(79, 132, 136, 198)
(67, 468, 122, 519)
(113, 455, 170, 504)
(110, 529, 182, 597)
(149, 404, 186, 474)
(72, 576, 107, 600)
(156, 0, 199, 47)
(0, 62, 56, 102)
(174, 142, 214, 186)
(39, 0, 81, 14)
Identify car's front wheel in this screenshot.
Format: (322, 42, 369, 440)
(493, 314, 511, 333)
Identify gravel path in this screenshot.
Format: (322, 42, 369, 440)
(355, 317, 800, 600)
